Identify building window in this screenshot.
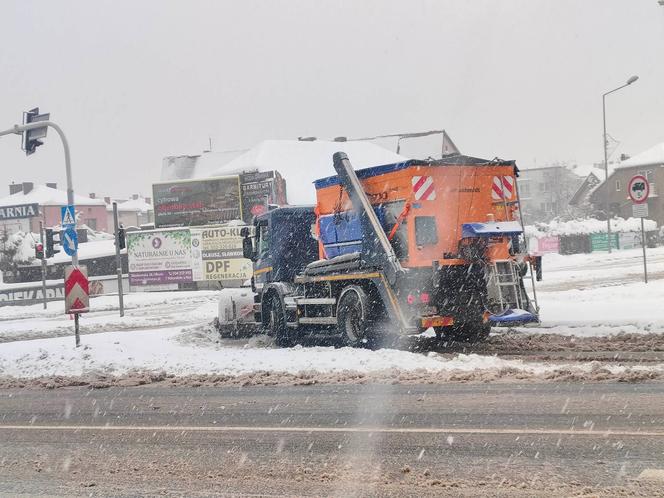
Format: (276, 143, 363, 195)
(86, 219, 97, 230)
(519, 181, 531, 196)
(615, 180, 621, 191)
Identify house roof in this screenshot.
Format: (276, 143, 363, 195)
(106, 197, 153, 213)
(0, 185, 106, 208)
(620, 142, 664, 168)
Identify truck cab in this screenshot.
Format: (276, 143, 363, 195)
(243, 206, 318, 287)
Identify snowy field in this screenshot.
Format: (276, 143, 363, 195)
(1, 247, 663, 383)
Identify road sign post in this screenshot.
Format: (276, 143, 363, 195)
(65, 265, 89, 347)
(39, 221, 47, 310)
(628, 175, 649, 284)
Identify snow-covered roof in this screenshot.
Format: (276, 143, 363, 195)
(568, 163, 612, 180)
(107, 197, 153, 213)
(161, 150, 247, 181)
(0, 185, 106, 208)
(620, 142, 664, 168)
(209, 140, 408, 204)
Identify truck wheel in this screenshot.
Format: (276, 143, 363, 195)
(337, 286, 370, 347)
(268, 298, 294, 347)
(440, 322, 491, 343)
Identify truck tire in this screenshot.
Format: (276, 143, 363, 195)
(337, 285, 370, 347)
(267, 298, 295, 347)
(437, 322, 491, 343)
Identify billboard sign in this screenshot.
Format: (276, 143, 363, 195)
(152, 176, 242, 228)
(190, 225, 254, 282)
(240, 171, 288, 222)
(127, 229, 193, 285)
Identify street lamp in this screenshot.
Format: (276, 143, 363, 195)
(603, 75, 639, 253)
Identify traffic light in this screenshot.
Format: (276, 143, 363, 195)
(35, 243, 44, 260)
(22, 107, 49, 156)
(117, 227, 126, 250)
(45, 228, 60, 258)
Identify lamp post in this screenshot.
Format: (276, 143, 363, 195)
(603, 75, 639, 253)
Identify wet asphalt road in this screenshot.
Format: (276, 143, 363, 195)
(1, 383, 663, 496)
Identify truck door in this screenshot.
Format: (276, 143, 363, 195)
(253, 220, 272, 286)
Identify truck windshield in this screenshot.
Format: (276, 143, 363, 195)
(257, 223, 270, 257)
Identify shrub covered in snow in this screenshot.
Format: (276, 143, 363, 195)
(527, 217, 657, 238)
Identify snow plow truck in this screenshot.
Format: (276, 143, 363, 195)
(240, 152, 540, 346)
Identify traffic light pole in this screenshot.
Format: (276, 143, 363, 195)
(112, 202, 125, 317)
(0, 121, 77, 267)
(39, 221, 47, 309)
(1, 119, 81, 346)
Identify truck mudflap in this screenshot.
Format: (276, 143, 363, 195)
(420, 316, 454, 329)
(487, 308, 538, 324)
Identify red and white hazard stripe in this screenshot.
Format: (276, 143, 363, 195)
(491, 175, 515, 201)
(412, 175, 436, 201)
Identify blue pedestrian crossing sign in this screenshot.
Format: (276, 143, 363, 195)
(62, 227, 78, 256)
(61, 205, 76, 228)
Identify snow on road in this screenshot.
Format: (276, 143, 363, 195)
(0, 247, 663, 382)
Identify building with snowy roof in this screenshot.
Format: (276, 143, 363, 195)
(516, 165, 585, 224)
(161, 139, 408, 205)
(104, 195, 153, 229)
(589, 141, 664, 226)
(0, 182, 108, 236)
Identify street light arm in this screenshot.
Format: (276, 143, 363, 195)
(603, 83, 631, 97)
(603, 76, 639, 97)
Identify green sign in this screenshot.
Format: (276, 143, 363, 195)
(590, 233, 619, 252)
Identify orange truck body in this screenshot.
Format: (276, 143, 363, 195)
(314, 157, 520, 268)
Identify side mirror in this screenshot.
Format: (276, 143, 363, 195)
(242, 236, 255, 261)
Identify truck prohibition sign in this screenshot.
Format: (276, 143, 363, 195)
(628, 175, 650, 204)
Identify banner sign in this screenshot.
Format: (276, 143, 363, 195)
(619, 231, 643, 250)
(190, 226, 253, 282)
(535, 236, 560, 254)
(0, 203, 39, 221)
(152, 177, 242, 228)
(590, 232, 619, 252)
(127, 229, 193, 285)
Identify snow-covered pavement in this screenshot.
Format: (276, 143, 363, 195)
(0, 247, 663, 383)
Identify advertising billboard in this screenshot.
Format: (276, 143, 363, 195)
(190, 225, 254, 282)
(240, 171, 288, 222)
(127, 229, 193, 285)
(152, 176, 242, 228)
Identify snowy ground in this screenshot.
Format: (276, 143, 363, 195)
(0, 247, 663, 383)
(522, 246, 664, 337)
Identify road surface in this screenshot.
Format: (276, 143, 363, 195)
(1, 383, 663, 496)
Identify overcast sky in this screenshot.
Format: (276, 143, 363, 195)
(1, 0, 663, 199)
